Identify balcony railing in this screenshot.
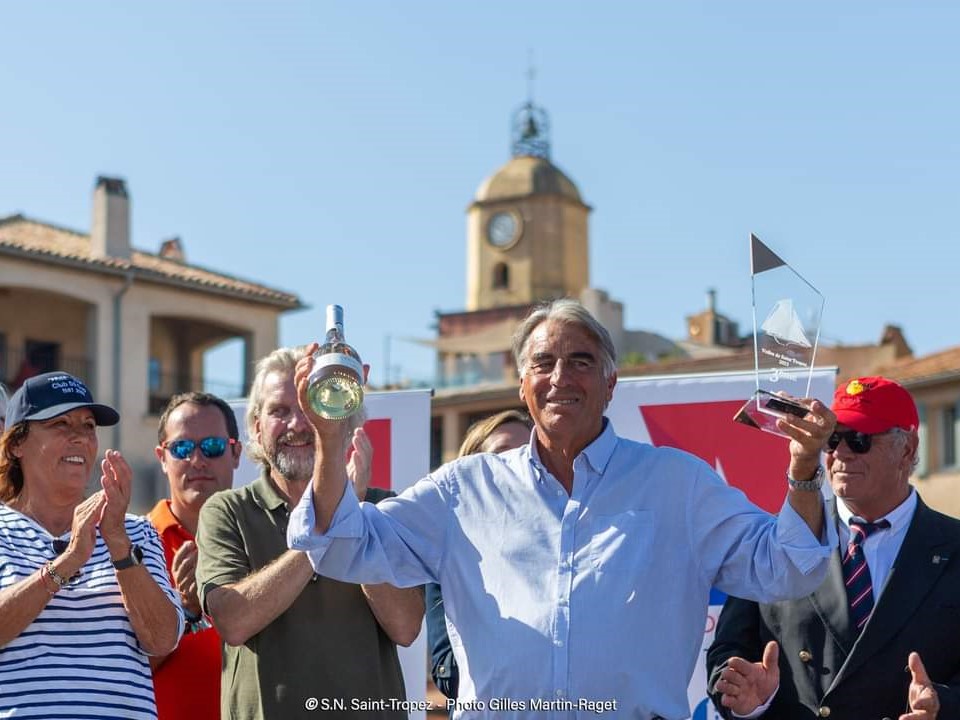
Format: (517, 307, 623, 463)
(0, 349, 243, 416)
(432, 368, 517, 390)
(0, 348, 93, 391)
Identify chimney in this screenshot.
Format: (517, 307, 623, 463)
(90, 176, 131, 259)
(706, 288, 717, 312)
(159, 237, 185, 262)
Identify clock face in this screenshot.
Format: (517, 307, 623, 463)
(487, 211, 520, 248)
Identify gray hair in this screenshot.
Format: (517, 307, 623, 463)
(245, 345, 367, 468)
(245, 346, 309, 467)
(889, 427, 920, 470)
(512, 298, 617, 379)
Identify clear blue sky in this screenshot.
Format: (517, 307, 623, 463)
(2, 2, 957, 389)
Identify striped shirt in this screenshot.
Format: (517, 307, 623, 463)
(0, 504, 184, 719)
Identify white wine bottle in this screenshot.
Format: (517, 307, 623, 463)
(306, 305, 364, 420)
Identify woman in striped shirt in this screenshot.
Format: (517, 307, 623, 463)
(0, 371, 183, 719)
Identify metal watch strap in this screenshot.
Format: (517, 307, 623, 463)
(787, 465, 824, 492)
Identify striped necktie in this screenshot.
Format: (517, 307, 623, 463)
(843, 518, 891, 633)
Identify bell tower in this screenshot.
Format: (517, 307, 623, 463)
(465, 100, 591, 311)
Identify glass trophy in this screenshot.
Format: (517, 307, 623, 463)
(733, 234, 824, 437)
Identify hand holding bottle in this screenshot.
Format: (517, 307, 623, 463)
(306, 305, 365, 420)
(296, 344, 353, 439)
(295, 345, 359, 533)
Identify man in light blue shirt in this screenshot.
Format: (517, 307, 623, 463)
(288, 299, 837, 719)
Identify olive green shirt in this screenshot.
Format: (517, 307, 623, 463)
(196, 472, 406, 720)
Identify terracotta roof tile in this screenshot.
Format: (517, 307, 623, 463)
(0, 214, 301, 309)
(876, 345, 960, 386)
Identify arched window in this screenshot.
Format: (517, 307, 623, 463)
(492, 262, 509, 289)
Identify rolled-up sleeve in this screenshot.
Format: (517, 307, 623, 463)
(288, 473, 449, 589)
(772, 494, 837, 573)
(196, 492, 251, 615)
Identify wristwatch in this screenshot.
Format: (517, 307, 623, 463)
(112, 544, 144, 571)
(787, 465, 825, 492)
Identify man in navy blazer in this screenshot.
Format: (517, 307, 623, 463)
(707, 376, 960, 719)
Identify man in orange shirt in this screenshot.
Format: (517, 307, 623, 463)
(148, 391, 242, 720)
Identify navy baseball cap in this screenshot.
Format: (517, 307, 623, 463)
(6, 372, 119, 428)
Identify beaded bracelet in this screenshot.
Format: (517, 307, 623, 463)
(45, 561, 68, 588)
(39, 565, 59, 595)
(184, 613, 213, 635)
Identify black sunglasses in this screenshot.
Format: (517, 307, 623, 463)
(162, 436, 238, 460)
(827, 429, 889, 454)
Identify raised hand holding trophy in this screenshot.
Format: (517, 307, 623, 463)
(734, 234, 824, 437)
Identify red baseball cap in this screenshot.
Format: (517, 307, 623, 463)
(832, 376, 918, 434)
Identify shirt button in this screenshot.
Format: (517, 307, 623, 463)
(554, 639, 564, 647)
(799, 650, 812, 663)
(556, 490, 563, 497)
(818, 707, 831, 717)
(555, 689, 565, 698)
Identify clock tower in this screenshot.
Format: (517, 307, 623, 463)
(429, 98, 680, 466)
(465, 101, 591, 310)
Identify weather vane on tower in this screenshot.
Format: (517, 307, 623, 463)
(511, 51, 550, 159)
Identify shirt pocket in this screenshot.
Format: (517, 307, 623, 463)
(583, 509, 655, 582)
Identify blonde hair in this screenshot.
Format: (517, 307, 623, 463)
(245, 346, 307, 467)
(458, 409, 532, 458)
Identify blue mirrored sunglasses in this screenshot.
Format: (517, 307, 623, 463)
(163, 436, 238, 460)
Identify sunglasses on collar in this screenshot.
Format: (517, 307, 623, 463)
(162, 436, 238, 460)
(826, 429, 892, 454)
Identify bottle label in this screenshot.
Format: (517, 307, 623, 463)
(311, 352, 363, 380)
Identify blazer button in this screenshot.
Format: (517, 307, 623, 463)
(799, 650, 813, 662)
(818, 707, 831, 717)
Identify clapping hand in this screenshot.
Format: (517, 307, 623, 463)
(98, 450, 133, 554)
(172, 541, 201, 617)
(59, 491, 108, 577)
(347, 427, 373, 501)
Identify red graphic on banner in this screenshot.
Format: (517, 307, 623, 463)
(641, 401, 791, 512)
(363, 418, 392, 490)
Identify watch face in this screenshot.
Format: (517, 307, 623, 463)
(487, 211, 520, 248)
